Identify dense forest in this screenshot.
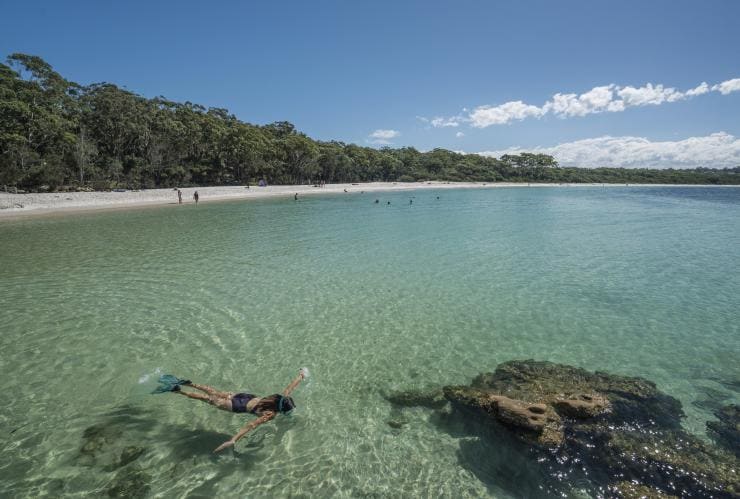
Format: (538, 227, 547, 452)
(1, 53, 738, 192)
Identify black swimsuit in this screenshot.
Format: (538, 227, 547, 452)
(231, 393, 256, 413)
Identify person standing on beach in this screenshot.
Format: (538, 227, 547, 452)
(177, 189, 182, 204)
(194, 191, 199, 205)
(294, 193, 298, 200)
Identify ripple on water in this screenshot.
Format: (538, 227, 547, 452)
(0, 187, 738, 496)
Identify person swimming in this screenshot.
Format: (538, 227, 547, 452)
(154, 369, 307, 452)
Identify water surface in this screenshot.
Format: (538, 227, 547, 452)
(1, 186, 738, 497)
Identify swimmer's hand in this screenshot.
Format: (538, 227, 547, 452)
(214, 439, 235, 453)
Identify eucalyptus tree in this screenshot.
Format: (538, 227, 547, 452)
(4, 53, 735, 190)
(2, 54, 77, 187)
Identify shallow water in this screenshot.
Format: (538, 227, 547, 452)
(1, 186, 738, 497)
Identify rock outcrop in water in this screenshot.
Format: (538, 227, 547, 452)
(387, 360, 739, 498)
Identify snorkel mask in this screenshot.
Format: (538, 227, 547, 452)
(277, 395, 296, 413)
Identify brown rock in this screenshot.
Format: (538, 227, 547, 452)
(488, 395, 564, 447)
(551, 392, 611, 418)
(443, 386, 564, 447)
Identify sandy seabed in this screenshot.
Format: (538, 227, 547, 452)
(0, 181, 735, 220)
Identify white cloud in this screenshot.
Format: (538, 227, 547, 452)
(456, 131, 465, 137)
(616, 83, 684, 106)
(712, 78, 740, 95)
(469, 101, 546, 127)
(367, 129, 400, 144)
(430, 76, 739, 128)
(545, 85, 619, 117)
(430, 117, 460, 128)
(686, 82, 710, 97)
(478, 132, 740, 169)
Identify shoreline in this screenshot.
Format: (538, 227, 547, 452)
(1, 181, 738, 221)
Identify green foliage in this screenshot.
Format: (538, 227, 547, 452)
(1, 54, 738, 191)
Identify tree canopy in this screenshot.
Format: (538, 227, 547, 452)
(1, 54, 738, 191)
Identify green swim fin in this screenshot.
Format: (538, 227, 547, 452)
(152, 374, 191, 394)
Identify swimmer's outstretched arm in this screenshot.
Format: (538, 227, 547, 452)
(214, 412, 275, 453)
(282, 369, 307, 396)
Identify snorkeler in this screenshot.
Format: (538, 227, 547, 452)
(153, 368, 308, 452)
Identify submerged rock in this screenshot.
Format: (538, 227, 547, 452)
(386, 418, 408, 429)
(102, 446, 146, 472)
(77, 411, 148, 472)
(707, 404, 740, 458)
(77, 424, 125, 466)
(106, 466, 151, 498)
(384, 389, 446, 409)
(388, 360, 740, 497)
(612, 481, 677, 499)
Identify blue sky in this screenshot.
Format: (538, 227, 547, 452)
(2, 1, 739, 167)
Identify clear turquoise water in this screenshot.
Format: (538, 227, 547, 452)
(0, 186, 738, 497)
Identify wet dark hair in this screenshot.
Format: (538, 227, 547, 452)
(253, 394, 295, 414)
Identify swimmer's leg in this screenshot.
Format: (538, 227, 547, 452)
(188, 383, 232, 399)
(176, 390, 211, 403)
(176, 388, 232, 411)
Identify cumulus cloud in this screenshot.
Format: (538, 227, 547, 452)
(544, 85, 620, 117)
(712, 78, 740, 95)
(469, 101, 546, 127)
(616, 83, 684, 106)
(456, 131, 465, 138)
(478, 132, 740, 169)
(367, 129, 400, 144)
(432, 77, 740, 128)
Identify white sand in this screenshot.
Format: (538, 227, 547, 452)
(0, 181, 735, 220)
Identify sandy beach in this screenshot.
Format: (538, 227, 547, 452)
(0, 181, 526, 219)
(0, 181, 736, 220)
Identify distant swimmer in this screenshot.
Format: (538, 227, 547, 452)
(409, 199, 413, 205)
(294, 193, 298, 200)
(193, 191, 199, 205)
(436, 196, 440, 200)
(153, 369, 308, 453)
(387, 201, 391, 205)
(375, 199, 379, 203)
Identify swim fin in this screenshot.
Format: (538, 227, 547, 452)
(151, 374, 192, 393)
